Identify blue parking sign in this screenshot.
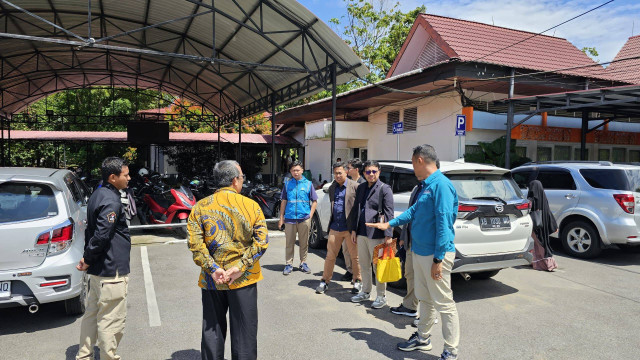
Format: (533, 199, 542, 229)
(456, 115, 466, 136)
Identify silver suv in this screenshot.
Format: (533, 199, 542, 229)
(312, 160, 534, 279)
(512, 162, 640, 258)
(0, 167, 89, 315)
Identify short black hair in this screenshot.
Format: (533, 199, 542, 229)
(348, 158, 363, 172)
(332, 161, 347, 171)
(101, 157, 127, 182)
(289, 160, 303, 171)
(362, 160, 380, 170)
(412, 144, 438, 165)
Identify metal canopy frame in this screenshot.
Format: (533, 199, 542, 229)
(0, 0, 367, 175)
(499, 84, 640, 168)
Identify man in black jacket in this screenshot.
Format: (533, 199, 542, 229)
(348, 160, 394, 309)
(76, 157, 131, 360)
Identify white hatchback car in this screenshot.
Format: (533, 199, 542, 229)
(0, 167, 89, 315)
(311, 160, 533, 279)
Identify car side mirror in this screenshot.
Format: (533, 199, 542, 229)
(322, 183, 331, 193)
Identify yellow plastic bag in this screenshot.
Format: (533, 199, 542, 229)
(376, 244, 402, 283)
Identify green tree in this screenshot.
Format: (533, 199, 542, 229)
(330, 0, 426, 80)
(581, 46, 599, 62)
(464, 136, 531, 169)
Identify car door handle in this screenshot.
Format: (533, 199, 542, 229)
(565, 194, 575, 199)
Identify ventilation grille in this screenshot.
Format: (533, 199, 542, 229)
(412, 37, 449, 70)
(387, 111, 400, 134)
(403, 107, 417, 131)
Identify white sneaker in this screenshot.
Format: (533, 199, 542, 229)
(315, 281, 328, 294)
(371, 295, 387, 309)
(351, 292, 370, 303)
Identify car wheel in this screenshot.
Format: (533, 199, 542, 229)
(471, 270, 500, 280)
(308, 213, 325, 249)
(561, 221, 602, 258)
(272, 203, 281, 220)
(65, 272, 88, 316)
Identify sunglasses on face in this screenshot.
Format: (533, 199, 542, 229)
(365, 170, 378, 175)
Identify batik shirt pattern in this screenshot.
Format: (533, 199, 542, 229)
(187, 187, 269, 290)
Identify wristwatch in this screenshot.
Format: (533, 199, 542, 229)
(433, 258, 442, 264)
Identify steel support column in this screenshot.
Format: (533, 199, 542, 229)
(271, 95, 276, 185)
(330, 63, 337, 174)
(237, 109, 242, 164)
(217, 115, 221, 162)
(581, 111, 588, 160)
(505, 68, 515, 169)
(0, 115, 4, 166)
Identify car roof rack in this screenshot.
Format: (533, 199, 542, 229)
(521, 161, 613, 166)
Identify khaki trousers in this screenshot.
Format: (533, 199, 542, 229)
(285, 219, 311, 265)
(414, 252, 459, 356)
(342, 239, 352, 274)
(77, 273, 129, 360)
(322, 230, 361, 283)
(357, 235, 386, 297)
(402, 245, 420, 311)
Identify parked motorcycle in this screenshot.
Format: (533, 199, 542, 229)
(136, 174, 196, 238)
(247, 183, 282, 219)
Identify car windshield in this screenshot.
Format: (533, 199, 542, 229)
(0, 182, 58, 223)
(447, 174, 524, 202)
(579, 169, 640, 192)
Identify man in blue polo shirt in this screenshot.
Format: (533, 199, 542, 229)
(278, 160, 318, 275)
(367, 144, 460, 360)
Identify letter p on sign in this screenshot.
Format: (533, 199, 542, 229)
(456, 115, 466, 136)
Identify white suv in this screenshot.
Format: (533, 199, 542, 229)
(311, 161, 533, 279)
(0, 167, 89, 315)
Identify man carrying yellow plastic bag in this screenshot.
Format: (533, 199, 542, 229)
(372, 240, 401, 284)
(367, 144, 460, 360)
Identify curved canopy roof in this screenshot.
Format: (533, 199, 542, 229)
(0, 0, 367, 120)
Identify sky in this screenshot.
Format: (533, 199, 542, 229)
(298, 0, 640, 64)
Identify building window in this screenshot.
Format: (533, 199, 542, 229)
(612, 148, 626, 162)
(537, 147, 552, 162)
(465, 145, 482, 155)
(515, 146, 527, 158)
(403, 107, 417, 132)
(630, 150, 640, 163)
(598, 149, 610, 161)
(554, 146, 571, 161)
(574, 148, 589, 160)
(387, 110, 400, 134)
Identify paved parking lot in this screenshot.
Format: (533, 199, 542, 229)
(1, 231, 640, 360)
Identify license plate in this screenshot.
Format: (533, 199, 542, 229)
(480, 216, 511, 230)
(0, 281, 10, 300)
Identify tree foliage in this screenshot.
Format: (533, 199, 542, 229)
(464, 136, 531, 169)
(330, 0, 426, 80)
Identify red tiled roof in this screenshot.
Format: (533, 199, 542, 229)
(605, 35, 640, 84)
(406, 14, 609, 79)
(1, 130, 299, 145)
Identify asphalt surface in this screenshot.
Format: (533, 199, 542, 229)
(1, 231, 640, 360)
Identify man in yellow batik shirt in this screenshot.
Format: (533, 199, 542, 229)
(187, 160, 268, 360)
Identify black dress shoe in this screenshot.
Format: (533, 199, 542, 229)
(340, 271, 353, 282)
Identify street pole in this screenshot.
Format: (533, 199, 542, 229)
(505, 68, 515, 169)
(397, 133, 399, 160)
(271, 95, 276, 185)
(330, 64, 337, 175)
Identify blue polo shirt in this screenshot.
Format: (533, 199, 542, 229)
(329, 183, 348, 231)
(389, 170, 458, 259)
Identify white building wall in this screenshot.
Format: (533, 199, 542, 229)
(305, 139, 349, 183)
(367, 92, 462, 161)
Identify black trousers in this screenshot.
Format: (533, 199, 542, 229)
(201, 284, 258, 360)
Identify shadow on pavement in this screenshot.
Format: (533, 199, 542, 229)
(451, 276, 519, 302)
(332, 327, 440, 360)
(0, 302, 80, 335)
(65, 345, 100, 360)
(166, 349, 201, 359)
